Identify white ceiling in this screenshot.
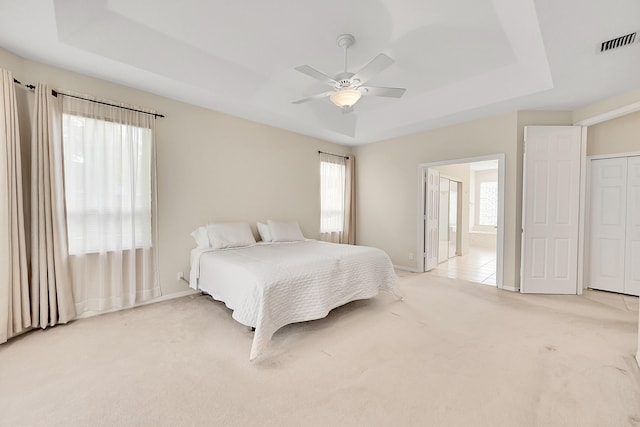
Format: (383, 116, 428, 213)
(0, 0, 639, 146)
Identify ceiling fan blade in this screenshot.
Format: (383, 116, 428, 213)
(360, 86, 406, 98)
(352, 53, 394, 85)
(294, 65, 337, 85)
(292, 91, 334, 104)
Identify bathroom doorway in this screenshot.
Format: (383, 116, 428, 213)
(420, 155, 504, 287)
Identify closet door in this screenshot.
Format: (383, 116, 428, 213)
(625, 156, 640, 295)
(589, 158, 627, 293)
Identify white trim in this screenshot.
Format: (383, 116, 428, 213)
(520, 130, 528, 292)
(418, 153, 505, 289)
(574, 100, 640, 127)
(587, 150, 640, 160)
(75, 289, 200, 320)
(394, 264, 421, 273)
(418, 153, 504, 168)
(583, 151, 592, 290)
(418, 168, 426, 272)
(138, 289, 200, 305)
(496, 155, 505, 288)
(502, 284, 519, 292)
(577, 127, 587, 295)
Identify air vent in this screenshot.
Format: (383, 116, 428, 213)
(599, 32, 637, 53)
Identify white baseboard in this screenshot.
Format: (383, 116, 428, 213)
(75, 289, 200, 320)
(501, 285, 519, 292)
(393, 265, 421, 273)
(138, 289, 201, 306)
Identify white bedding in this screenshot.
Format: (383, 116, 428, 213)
(189, 240, 397, 360)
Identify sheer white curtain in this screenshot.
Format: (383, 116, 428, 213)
(30, 84, 76, 328)
(0, 69, 30, 343)
(60, 93, 160, 314)
(319, 153, 355, 244)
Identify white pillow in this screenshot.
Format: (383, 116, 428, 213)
(190, 226, 210, 248)
(267, 220, 305, 242)
(257, 222, 272, 242)
(207, 222, 256, 249)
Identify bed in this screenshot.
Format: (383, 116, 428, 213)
(189, 238, 398, 360)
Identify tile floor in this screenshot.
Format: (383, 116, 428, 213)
(431, 246, 497, 286)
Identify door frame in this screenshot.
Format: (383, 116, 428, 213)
(418, 153, 505, 289)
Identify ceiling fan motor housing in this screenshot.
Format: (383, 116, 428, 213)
(334, 71, 360, 90)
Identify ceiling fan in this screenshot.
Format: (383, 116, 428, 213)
(292, 34, 406, 113)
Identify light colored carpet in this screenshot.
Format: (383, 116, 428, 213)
(0, 273, 638, 427)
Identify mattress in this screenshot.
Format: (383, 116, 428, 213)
(190, 240, 397, 360)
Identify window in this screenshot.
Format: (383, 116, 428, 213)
(320, 158, 345, 233)
(62, 113, 152, 255)
(478, 181, 498, 226)
(472, 169, 498, 232)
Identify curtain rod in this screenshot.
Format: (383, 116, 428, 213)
(51, 90, 165, 119)
(12, 77, 35, 90)
(11, 77, 164, 118)
(318, 150, 349, 159)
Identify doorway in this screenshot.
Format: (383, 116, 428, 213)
(419, 154, 505, 288)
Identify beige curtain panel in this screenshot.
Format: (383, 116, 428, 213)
(30, 84, 76, 328)
(319, 153, 355, 245)
(343, 156, 356, 245)
(2, 76, 162, 343)
(0, 69, 30, 343)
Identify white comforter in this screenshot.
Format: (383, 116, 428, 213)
(190, 240, 397, 360)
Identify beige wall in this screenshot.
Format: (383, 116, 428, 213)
(587, 110, 640, 156)
(1, 47, 350, 296)
(355, 110, 572, 288)
(354, 112, 520, 286)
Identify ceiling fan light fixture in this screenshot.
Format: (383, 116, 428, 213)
(329, 88, 361, 108)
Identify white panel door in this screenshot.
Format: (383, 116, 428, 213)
(589, 158, 627, 293)
(625, 156, 640, 296)
(424, 168, 440, 271)
(521, 126, 582, 294)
